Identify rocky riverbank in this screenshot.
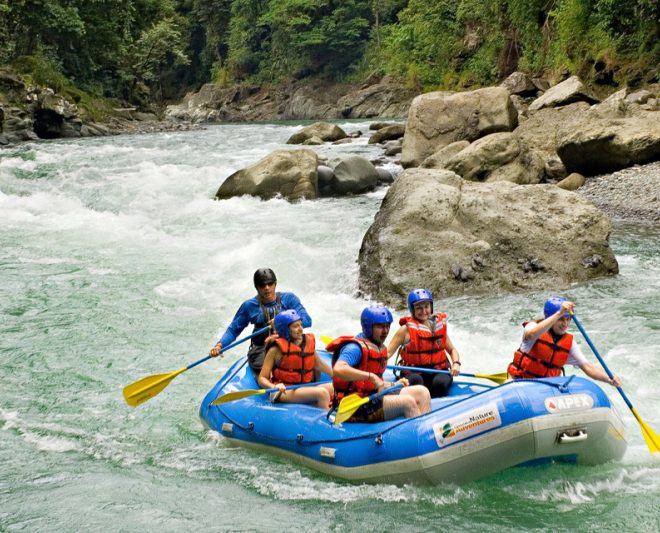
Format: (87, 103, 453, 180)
(578, 161, 660, 224)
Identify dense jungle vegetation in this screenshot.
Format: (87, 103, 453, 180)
(1, 0, 658, 106)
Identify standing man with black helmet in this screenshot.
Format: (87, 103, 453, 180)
(209, 268, 312, 374)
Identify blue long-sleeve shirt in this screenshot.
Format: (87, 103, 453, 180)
(218, 291, 312, 347)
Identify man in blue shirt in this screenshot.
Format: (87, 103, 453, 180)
(209, 268, 312, 374)
(329, 306, 431, 422)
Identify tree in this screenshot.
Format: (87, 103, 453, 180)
(125, 16, 190, 100)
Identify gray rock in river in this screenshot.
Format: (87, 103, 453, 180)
(401, 87, 519, 168)
(286, 122, 347, 144)
(215, 149, 319, 201)
(358, 168, 618, 304)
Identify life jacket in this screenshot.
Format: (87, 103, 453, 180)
(508, 321, 573, 378)
(327, 336, 388, 405)
(397, 313, 449, 369)
(266, 334, 316, 385)
(251, 293, 282, 346)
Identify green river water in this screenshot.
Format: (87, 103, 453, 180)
(1, 124, 659, 532)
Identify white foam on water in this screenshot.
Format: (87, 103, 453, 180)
(0, 409, 81, 452)
(531, 466, 660, 509)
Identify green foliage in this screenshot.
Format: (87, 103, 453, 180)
(1, 0, 658, 107)
(12, 54, 68, 91)
(211, 63, 232, 86)
(258, 0, 372, 79)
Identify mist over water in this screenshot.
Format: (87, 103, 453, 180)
(1, 125, 659, 531)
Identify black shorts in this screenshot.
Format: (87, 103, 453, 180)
(345, 397, 385, 423)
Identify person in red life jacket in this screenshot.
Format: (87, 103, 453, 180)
(258, 310, 333, 408)
(507, 297, 621, 386)
(329, 305, 432, 423)
(209, 268, 312, 376)
(387, 289, 461, 398)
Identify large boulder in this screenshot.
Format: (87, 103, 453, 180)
(401, 87, 518, 168)
(368, 124, 406, 144)
(499, 72, 540, 96)
(556, 113, 660, 175)
(286, 122, 347, 144)
(329, 156, 380, 195)
(420, 141, 471, 169)
(528, 76, 600, 111)
(443, 132, 545, 184)
(0, 107, 38, 142)
(215, 149, 318, 201)
(336, 79, 415, 119)
(358, 168, 618, 304)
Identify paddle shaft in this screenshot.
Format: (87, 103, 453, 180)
(389, 364, 465, 378)
(369, 382, 405, 401)
(123, 325, 270, 406)
(334, 383, 404, 424)
(188, 325, 270, 371)
(571, 315, 633, 409)
(211, 380, 326, 404)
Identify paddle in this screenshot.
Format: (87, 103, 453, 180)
(123, 326, 270, 407)
(211, 381, 321, 405)
(321, 336, 507, 385)
(334, 383, 404, 425)
(572, 314, 659, 454)
(388, 364, 507, 385)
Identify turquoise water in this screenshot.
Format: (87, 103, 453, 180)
(1, 125, 659, 532)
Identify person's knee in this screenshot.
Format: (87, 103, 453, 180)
(431, 374, 452, 398)
(405, 372, 424, 386)
(317, 387, 331, 407)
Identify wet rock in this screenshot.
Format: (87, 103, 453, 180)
(358, 167, 618, 303)
(215, 149, 318, 201)
(329, 156, 379, 195)
(287, 122, 347, 144)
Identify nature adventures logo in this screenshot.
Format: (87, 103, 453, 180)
(433, 402, 502, 448)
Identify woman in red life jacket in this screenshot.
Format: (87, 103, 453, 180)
(258, 310, 334, 408)
(507, 297, 621, 386)
(387, 289, 462, 398)
(329, 305, 431, 423)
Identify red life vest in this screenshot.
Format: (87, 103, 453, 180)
(326, 336, 388, 404)
(398, 313, 449, 369)
(267, 334, 316, 385)
(508, 321, 573, 378)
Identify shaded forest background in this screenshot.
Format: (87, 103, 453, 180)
(1, 0, 658, 108)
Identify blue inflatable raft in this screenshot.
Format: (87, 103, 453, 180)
(200, 353, 627, 484)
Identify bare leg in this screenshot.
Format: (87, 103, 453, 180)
(280, 385, 331, 409)
(383, 394, 420, 419)
(382, 385, 432, 419)
(403, 385, 432, 414)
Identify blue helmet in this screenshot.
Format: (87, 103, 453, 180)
(543, 297, 567, 318)
(274, 309, 302, 340)
(360, 305, 393, 337)
(407, 288, 433, 315)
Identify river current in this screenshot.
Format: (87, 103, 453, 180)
(1, 123, 659, 532)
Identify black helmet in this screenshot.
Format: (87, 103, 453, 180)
(253, 268, 277, 288)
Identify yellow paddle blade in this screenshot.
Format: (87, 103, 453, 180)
(474, 372, 509, 385)
(320, 335, 333, 347)
(631, 408, 660, 454)
(210, 388, 267, 405)
(334, 393, 369, 425)
(122, 368, 186, 407)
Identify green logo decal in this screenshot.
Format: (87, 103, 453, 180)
(442, 423, 453, 438)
